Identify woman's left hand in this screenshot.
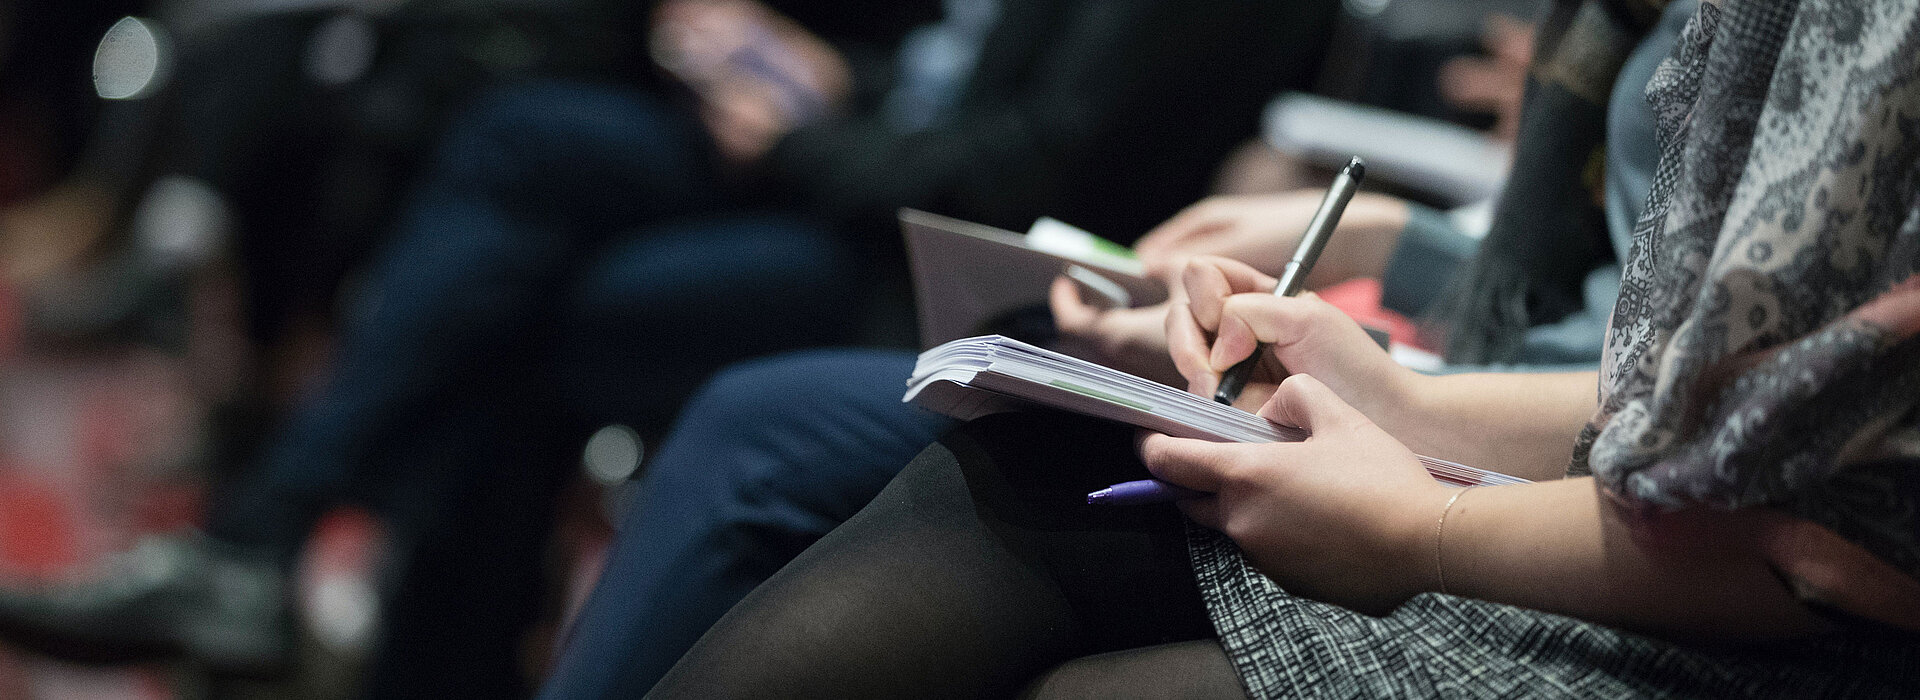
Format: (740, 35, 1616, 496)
(1138, 374, 1452, 613)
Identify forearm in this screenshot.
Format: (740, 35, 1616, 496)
(1382, 371, 1596, 480)
(1435, 478, 1824, 640)
(1145, 193, 1413, 288)
(1237, 193, 1412, 287)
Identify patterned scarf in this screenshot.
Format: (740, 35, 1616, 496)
(1570, 0, 1920, 607)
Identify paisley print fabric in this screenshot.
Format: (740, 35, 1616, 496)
(1572, 0, 1920, 581)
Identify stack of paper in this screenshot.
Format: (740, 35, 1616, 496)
(905, 335, 1529, 487)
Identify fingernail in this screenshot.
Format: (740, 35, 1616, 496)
(1209, 348, 1236, 373)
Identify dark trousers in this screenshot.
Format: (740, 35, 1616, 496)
(540, 350, 954, 697)
(205, 81, 863, 696)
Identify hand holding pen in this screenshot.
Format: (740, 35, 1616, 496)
(1090, 158, 1366, 506)
(1212, 157, 1364, 404)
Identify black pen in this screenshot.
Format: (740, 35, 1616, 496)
(1213, 156, 1365, 405)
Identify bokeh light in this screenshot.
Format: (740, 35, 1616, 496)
(583, 424, 644, 485)
(93, 17, 169, 100)
(304, 13, 378, 87)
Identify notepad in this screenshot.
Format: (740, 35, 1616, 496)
(901, 209, 1165, 349)
(905, 335, 1529, 487)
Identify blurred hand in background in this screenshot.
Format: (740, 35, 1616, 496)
(653, 0, 850, 163)
(1438, 14, 1534, 142)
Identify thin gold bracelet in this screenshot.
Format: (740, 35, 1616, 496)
(1434, 486, 1476, 596)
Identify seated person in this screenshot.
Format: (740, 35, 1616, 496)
(542, 2, 1690, 695)
(642, 0, 1920, 695)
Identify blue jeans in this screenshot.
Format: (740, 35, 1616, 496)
(540, 349, 954, 698)
(205, 81, 863, 696)
(363, 216, 867, 698)
(210, 78, 858, 547)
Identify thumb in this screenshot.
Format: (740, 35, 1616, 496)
(1257, 374, 1366, 435)
(1048, 275, 1099, 333)
(1136, 432, 1229, 493)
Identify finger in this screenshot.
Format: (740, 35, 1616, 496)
(1230, 380, 1280, 414)
(1205, 291, 1344, 372)
(1179, 258, 1231, 333)
(1207, 294, 1267, 373)
(1180, 256, 1277, 333)
(1486, 14, 1535, 61)
(1257, 374, 1368, 435)
(1439, 60, 1506, 111)
(1102, 302, 1171, 342)
(1136, 432, 1229, 493)
(1048, 275, 1098, 334)
(1141, 252, 1193, 283)
(1176, 496, 1223, 531)
(1165, 302, 1218, 396)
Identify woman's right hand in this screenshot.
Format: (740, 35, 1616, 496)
(1169, 255, 1417, 423)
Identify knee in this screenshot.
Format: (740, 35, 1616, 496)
(635, 357, 833, 543)
(667, 350, 926, 518)
(450, 81, 641, 141)
(430, 81, 679, 191)
(677, 351, 858, 443)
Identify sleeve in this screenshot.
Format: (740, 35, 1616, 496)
(759, 0, 1336, 237)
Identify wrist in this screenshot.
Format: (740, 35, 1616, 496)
(1388, 483, 1463, 601)
(1365, 365, 1431, 439)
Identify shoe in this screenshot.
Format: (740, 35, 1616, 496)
(0, 533, 293, 676)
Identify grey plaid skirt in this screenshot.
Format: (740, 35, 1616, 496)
(1188, 529, 1920, 698)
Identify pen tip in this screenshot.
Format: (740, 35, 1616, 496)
(1086, 489, 1110, 505)
(1346, 157, 1366, 182)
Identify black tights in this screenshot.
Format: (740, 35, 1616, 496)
(648, 412, 1247, 698)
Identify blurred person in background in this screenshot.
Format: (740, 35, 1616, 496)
(0, 0, 910, 694)
(0, 0, 676, 694)
(0, 0, 1340, 696)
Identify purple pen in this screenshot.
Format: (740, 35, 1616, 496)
(1086, 479, 1206, 506)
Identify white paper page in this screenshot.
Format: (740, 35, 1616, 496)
(907, 336, 1529, 487)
